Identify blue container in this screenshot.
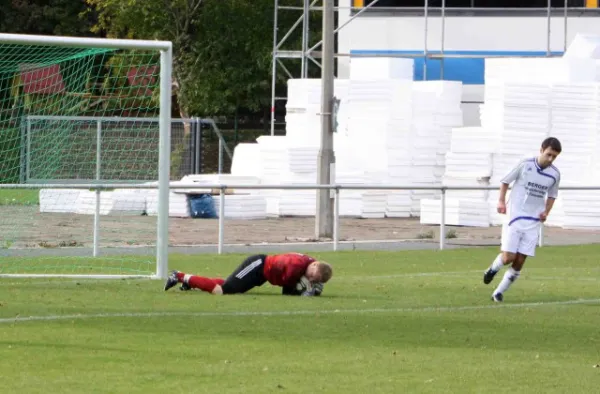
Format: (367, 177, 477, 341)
(188, 194, 217, 219)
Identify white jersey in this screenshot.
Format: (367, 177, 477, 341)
(501, 157, 560, 231)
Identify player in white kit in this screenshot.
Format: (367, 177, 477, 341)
(483, 137, 561, 302)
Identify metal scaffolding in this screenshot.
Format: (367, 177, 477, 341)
(270, 0, 577, 135)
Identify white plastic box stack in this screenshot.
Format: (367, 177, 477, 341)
(546, 83, 600, 229)
(342, 78, 414, 218)
(411, 81, 463, 216)
(255, 135, 288, 216)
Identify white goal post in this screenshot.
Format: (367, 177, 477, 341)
(0, 33, 172, 280)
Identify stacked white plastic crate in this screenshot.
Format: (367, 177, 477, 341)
(341, 78, 413, 218)
(278, 79, 321, 216)
(420, 129, 495, 227)
(339, 57, 414, 218)
(411, 81, 463, 217)
(279, 79, 351, 216)
(255, 135, 288, 216)
(550, 35, 600, 229)
(547, 83, 600, 229)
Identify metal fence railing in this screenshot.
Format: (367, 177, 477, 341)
(21, 116, 233, 183)
(3, 183, 599, 257)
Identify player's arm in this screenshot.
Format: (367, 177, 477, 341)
(541, 173, 560, 221)
(497, 160, 525, 214)
(282, 285, 302, 296)
(497, 183, 510, 214)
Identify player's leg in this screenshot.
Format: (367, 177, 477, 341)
(492, 253, 527, 301)
(164, 270, 224, 294)
(180, 277, 224, 291)
(491, 229, 536, 301)
(483, 225, 518, 285)
(218, 254, 268, 295)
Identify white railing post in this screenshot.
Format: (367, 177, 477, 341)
(440, 187, 446, 250)
(218, 186, 225, 254)
(218, 139, 223, 175)
(93, 120, 102, 257)
(333, 186, 340, 251)
(26, 118, 31, 182)
(156, 44, 173, 280)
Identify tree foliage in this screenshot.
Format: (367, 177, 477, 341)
(0, 0, 322, 117)
(0, 0, 96, 36)
(87, 0, 320, 117)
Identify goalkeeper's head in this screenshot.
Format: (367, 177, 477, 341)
(306, 261, 333, 284)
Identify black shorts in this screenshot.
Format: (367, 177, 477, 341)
(221, 254, 267, 294)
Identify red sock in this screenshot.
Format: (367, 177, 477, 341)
(187, 275, 218, 293)
(211, 278, 225, 286)
(176, 272, 185, 282)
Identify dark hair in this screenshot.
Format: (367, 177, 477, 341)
(541, 137, 562, 153)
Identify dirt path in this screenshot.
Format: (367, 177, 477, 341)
(2, 206, 599, 249)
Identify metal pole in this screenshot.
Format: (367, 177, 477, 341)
(156, 45, 173, 280)
(194, 117, 201, 174)
(316, 0, 335, 238)
(93, 120, 102, 257)
(333, 187, 340, 251)
(26, 119, 31, 182)
(439, 188, 446, 250)
(218, 138, 223, 174)
(19, 118, 26, 183)
(546, 0, 551, 56)
(440, 0, 446, 80)
(302, 0, 309, 78)
(563, 0, 568, 53)
(218, 187, 225, 254)
(423, 0, 429, 80)
(270, 0, 279, 136)
(307, 0, 382, 54)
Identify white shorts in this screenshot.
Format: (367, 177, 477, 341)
(500, 224, 539, 257)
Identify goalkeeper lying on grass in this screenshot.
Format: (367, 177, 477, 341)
(164, 253, 333, 296)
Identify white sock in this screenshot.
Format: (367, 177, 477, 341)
(493, 267, 520, 295)
(490, 253, 504, 272)
(183, 274, 192, 284)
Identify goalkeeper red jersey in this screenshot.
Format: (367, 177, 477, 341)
(263, 253, 316, 287)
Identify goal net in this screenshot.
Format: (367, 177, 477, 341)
(0, 34, 172, 279)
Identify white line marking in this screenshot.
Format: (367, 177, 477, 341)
(1, 268, 599, 286)
(528, 276, 600, 282)
(341, 271, 481, 280)
(2, 298, 599, 324)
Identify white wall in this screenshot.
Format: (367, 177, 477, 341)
(338, 6, 600, 62)
(337, 2, 600, 125)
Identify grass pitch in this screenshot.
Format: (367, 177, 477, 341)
(1, 245, 600, 393)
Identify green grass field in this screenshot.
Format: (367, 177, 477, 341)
(1, 246, 600, 393)
(0, 189, 38, 206)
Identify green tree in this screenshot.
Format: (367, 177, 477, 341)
(0, 0, 96, 36)
(87, 0, 320, 117)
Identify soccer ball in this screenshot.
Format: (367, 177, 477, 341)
(295, 276, 312, 293)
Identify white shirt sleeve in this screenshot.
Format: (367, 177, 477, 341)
(547, 172, 560, 199)
(500, 159, 526, 185)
